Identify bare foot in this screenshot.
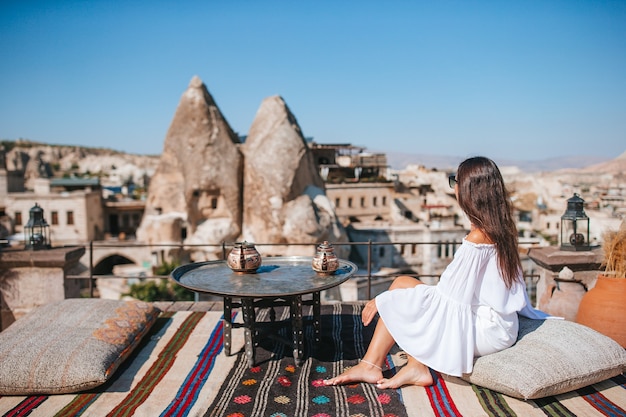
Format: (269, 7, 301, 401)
(375, 360, 433, 389)
(324, 361, 383, 386)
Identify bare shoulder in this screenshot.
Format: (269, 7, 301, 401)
(466, 228, 494, 244)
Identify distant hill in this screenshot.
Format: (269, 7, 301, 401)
(382, 151, 614, 173)
(0, 139, 159, 189)
(2, 139, 620, 175)
(580, 150, 626, 174)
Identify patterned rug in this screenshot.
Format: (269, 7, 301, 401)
(0, 306, 624, 417)
(205, 303, 626, 417)
(206, 303, 409, 417)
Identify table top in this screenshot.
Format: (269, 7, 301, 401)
(170, 256, 358, 298)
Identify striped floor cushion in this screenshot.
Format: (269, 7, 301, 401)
(0, 298, 160, 395)
(461, 316, 626, 399)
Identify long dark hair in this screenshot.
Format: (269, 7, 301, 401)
(456, 156, 521, 288)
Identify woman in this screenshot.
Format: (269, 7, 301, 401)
(324, 156, 550, 389)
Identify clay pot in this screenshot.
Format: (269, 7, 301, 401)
(312, 241, 339, 275)
(227, 242, 262, 273)
(545, 278, 586, 322)
(575, 275, 626, 347)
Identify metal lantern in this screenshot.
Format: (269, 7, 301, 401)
(560, 194, 590, 251)
(24, 203, 51, 250)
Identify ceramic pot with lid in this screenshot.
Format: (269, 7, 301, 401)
(312, 241, 340, 275)
(227, 241, 262, 273)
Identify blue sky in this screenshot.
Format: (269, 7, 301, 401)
(1, 1, 625, 161)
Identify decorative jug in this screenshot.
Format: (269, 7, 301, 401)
(545, 277, 586, 321)
(227, 241, 262, 273)
(312, 241, 339, 275)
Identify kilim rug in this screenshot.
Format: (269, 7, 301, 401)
(205, 303, 409, 417)
(0, 306, 624, 417)
(204, 303, 626, 417)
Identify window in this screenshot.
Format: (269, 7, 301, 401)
(211, 197, 218, 209)
(51, 211, 59, 225)
(335, 198, 340, 208)
(373, 196, 377, 207)
(382, 196, 387, 206)
(348, 197, 353, 208)
(67, 211, 74, 225)
(360, 197, 365, 207)
(15, 211, 22, 226)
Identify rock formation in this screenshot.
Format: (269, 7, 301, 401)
(137, 76, 243, 251)
(1, 140, 158, 190)
(241, 96, 348, 256)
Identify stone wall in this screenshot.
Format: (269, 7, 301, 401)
(0, 247, 85, 330)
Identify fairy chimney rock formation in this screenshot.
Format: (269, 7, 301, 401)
(241, 96, 348, 255)
(137, 76, 243, 249)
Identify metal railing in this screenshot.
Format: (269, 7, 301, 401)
(65, 239, 541, 301)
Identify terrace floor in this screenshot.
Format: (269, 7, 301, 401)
(0, 300, 623, 416)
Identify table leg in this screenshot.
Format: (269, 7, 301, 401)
(313, 292, 321, 344)
(290, 295, 304, 366)
(223, 297, 232, 356)
(241, 298, 257, 367)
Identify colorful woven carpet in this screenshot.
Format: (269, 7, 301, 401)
(0, 306, 624, 417)
(205, 304, 626, 417)
(206, 303, 409, 417)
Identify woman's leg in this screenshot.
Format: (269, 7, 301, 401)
(374, 275, 432, 388)
(323, 313, 395, 385)
(375, 355, 433, 388)
(324, 275, 423, 386)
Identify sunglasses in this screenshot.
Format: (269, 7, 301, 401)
(448, 174, 457, 189)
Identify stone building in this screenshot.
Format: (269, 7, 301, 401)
(325, 182, 394, 223)
(1, 174, 105, 246)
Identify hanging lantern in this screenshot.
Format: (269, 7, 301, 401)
(24, 203, 51, 250)
(560, 194, 590, 251)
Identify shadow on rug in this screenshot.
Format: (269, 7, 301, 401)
(205, 303, 408, 417)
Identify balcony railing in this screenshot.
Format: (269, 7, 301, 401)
(64, 240, 541, 302)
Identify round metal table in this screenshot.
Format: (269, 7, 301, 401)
(171, 256, 357, 366)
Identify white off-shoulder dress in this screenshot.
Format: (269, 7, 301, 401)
(375, 238, 550, 377)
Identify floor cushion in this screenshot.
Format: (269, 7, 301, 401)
(0, 298, 160, 395)
(461, 316, 626, 399)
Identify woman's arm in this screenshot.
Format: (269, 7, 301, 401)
(362, 299, 378, 326)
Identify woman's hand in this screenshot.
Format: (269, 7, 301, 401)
(362, 299, 378, 326)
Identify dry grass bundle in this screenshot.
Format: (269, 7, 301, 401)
(602, 220, 626, 278)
